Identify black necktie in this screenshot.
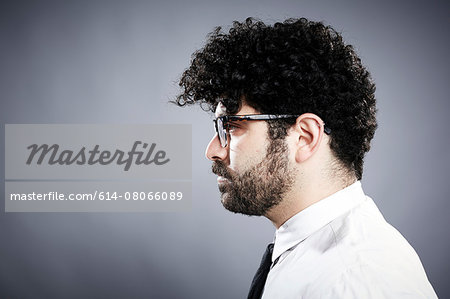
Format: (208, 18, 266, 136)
(247, 243, 274, 299)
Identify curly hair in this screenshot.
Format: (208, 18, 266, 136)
(175, 17, 377, 180)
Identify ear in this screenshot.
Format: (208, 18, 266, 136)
(292, 113, 326, 163)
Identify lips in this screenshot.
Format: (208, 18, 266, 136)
(212, 161, 233, 180)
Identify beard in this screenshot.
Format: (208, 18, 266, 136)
(211, 138, 295, 216)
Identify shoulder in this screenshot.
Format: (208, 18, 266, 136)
(314, 199, 437, 298)
(318, 263, 437, 299)
(265, 196, 437, 298)
(327, 197, 426, 272)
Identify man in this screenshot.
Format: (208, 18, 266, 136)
(175, 17, 437, 298)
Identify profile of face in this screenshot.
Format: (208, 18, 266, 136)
(206, 102, 296, 216)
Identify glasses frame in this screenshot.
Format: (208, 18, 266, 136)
(213, 114, 331, 148)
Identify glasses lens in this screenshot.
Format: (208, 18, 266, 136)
(217, 117, 227, 147)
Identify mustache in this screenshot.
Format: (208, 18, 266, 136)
(212, 161, 233, 180)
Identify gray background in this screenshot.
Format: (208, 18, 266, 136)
(0, 0, 448, 298)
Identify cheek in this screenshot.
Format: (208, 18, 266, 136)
(228, 147, 243, 172)
(228, 140, 266, 173)
(227, 122, 270, 171)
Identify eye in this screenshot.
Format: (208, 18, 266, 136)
(226, 122, 241, 132)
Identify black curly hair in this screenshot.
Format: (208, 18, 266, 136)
(175, 17, 377, 180)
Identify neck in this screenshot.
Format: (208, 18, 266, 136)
(265, 176, 357, 228)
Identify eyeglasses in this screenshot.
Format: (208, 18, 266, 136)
(213, 114, 331, 148)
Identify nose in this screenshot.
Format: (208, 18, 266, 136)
(205, 133, 228, 161)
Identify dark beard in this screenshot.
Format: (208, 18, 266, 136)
(212, 138, 294, 216)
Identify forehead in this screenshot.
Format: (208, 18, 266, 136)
(214, 101, 259, 117)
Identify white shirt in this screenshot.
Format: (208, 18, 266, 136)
(262, 181, 437, 298)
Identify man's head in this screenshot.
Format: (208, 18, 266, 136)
(175, 17, 377, 218)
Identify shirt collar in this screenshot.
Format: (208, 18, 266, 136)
(272, 180, 366, 263)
